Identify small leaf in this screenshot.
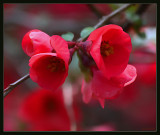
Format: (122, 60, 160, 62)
(61, 32, 74, 41)
(126, 12, 140, 23)
(80, 27, 95, 39)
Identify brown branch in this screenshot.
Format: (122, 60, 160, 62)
(3, 4, 134, 97)
(3, 74, 30, 97)
(94, 4, 134, 29)
(77, 4, 134, 42)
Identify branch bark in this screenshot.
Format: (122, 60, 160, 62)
(3, 74, 30, 97)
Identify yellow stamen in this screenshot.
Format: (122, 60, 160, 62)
(47, 57, 65, 72)
(47, 65, 52, 69)
(51, 66, 57, 72)
(62, 66, 66, 71)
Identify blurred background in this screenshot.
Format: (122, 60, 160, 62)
(3, 4, 156, 131)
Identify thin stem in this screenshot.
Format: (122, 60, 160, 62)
(3, 74, 30, 97)
(3, 4, 134, 97)
(67, 41, 77, 48)
(77, 4, 134, 42)
(94, 4, 134, 29)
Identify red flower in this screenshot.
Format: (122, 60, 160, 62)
(29, 53, 68, 90)
(87, 24, 132, 79)
(22, 29, 52, 57)
(81, 64, 137, 108)
(29, 35, 70, 90)
(19, 88, 71, 131)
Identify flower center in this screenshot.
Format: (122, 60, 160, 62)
(47, 57, 65, 72)
(43, 96, 56, 113)
(100, 41, 114, 57)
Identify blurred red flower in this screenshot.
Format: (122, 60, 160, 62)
(19, 88, 71, 131)
(81, 64, 137, 108)
(134, 62, 156, 85)
(87, 24, 132, 79)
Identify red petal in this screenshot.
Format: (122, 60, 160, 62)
(90, 36, 103, 69)
(22, 29, 52, 57)
(50, 35, 70, 65)
(111, 64, 137, 87)
(88, 24, 122, 41)
(101, 29, 132, 78)
(81, 80, 92, 103)
(91, 70, 122, 99)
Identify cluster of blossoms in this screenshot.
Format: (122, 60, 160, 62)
(22, 24, 137, 108)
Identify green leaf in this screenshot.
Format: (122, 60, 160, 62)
(80, 27, 95, 39)
(126, 12, 140, 23)
(61, 32, 74, 41)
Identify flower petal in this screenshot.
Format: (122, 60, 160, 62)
(81, 80, 92, 103)
(22, 29, 52, 57)
(91, 70, 122, 99)
(101, 29, 132, 78)
(88, 24, 122, 41)
(111, 64, 137, 87)
(50, 35, 70, 65)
